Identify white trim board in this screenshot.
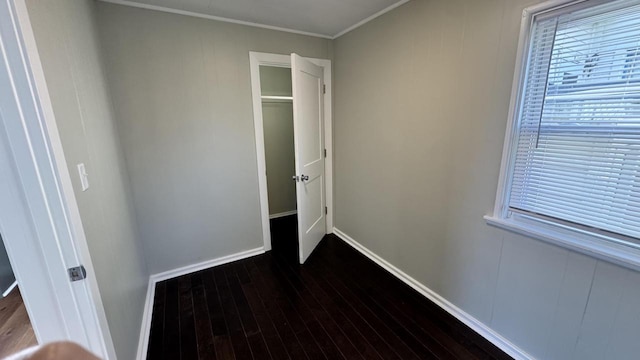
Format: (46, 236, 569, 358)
(332, 0, 411, 39)
(150, 247, 265, 283)
(135, 276, 156, 360)
(99, 0, 332, 39)
(135, 247, 265, 360)
(269, 210, 297, 219)
(98, 0, 409, 40)
(332, 228, 535, 360)
(2, 281, 18, 298)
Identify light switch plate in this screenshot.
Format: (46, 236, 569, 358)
(77, 163, 89, 191)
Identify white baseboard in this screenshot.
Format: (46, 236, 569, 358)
(135, 276, 156, 360)
(332, 228, 534, 360)
(2, 280, 17, 297)
(135, 246, 265, 360)
(150, 247, 265, 283)
(269, 210, 297, 219)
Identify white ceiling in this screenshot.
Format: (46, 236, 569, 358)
(101, 0, 408, 38)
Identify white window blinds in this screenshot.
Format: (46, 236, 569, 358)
(509, 0, 640, 240)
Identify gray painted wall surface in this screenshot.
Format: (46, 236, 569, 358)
(260, 66, 296, 215)
(260, 66, 293, 97)
(263, 102, 296, 215)
(25, 1, 149, 359)
(96, 3, 331, 274)
(333, 0, 640, 359)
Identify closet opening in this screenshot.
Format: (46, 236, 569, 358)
(260, 65, 299, 262)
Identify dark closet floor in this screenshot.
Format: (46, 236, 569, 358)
(146, 215, 512, 359)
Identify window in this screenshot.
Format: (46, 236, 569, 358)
(489, 0, 640, 267)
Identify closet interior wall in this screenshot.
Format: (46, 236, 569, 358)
(260, 66, 297, 217)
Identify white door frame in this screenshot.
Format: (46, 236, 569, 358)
(0, 0, 115, 358)
(249, 51, 333, 251)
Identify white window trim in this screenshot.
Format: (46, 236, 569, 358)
(486, 0, 640, 271)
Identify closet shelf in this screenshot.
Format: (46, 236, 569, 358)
(261, 95, 293, 102)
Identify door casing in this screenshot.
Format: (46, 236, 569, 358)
(249, 51, 333, 251)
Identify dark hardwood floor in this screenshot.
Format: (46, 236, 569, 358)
(0, 287, 37, 358)
(147, 215, 511, 359)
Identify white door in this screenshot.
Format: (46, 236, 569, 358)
(291, 54, 326, 264)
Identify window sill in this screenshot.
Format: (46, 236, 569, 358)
(484, 215, 640, 272)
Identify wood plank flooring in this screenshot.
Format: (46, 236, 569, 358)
(147, 215, 512, 359)
(0, 287, 37, 358)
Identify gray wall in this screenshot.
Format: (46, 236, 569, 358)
(263, 102, 296, 215)
(260, 66, 296, 215)
(25, 1, 149, 359)
(96, 3, 331, 274)
(333, 0, 640, 359)
(260, 66, 293, 97)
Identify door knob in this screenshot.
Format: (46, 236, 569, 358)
(301, 174, 309, 181)
(292, 175, 299, 182)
